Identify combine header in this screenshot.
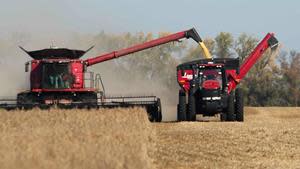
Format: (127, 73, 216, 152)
(0, 28, 208, 122)
(177, 33, 279, 122)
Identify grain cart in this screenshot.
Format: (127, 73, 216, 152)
(177, 33, 278, 121)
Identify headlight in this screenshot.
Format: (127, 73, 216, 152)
(212, 97, 221, 100)
(202, 97, 211, 100)
(202, 97, 221, 101)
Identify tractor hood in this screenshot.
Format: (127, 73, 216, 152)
(19, 46, 94, 60)
(202, 80, 221, 90)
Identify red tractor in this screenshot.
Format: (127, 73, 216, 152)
(177, 33, 279, 121)
(0, 28, 206, 122)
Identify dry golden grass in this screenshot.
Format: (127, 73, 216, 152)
(153, 107, 300, 169)
(0, 107, 299, 169)
(0, 108, 155, 169)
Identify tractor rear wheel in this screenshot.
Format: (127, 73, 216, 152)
(177, 90, 186, 121)
(226, 92, 235, 121)
(235, 88, 244, 122)
(187, 93, 196, 121)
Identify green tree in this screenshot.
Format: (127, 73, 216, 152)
(233, 33, 286, 106)
(279, 51, 300, 106)
(215, 32, 233, 58)
(234, 33, 258, 61)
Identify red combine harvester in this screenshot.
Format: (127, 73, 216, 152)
(0, 28, 205, 122)
(177, 33, 279, 122)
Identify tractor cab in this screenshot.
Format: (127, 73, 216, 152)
(198, 65, 225, 91)
(193, 64, 226, 104)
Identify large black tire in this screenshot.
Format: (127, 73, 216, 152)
(177, 90, 186, 121)
(148, 99, 162, 122)
(235, 88, 244, 122)
(226, 92, 235, 121)
(220, 113, 227, 121)
(77, 92, 98, 109)
(17, 92, 36, 109)
(155, 98, 162, 122)
(187, 93, 196, 121)
(149, 110, 162, 122)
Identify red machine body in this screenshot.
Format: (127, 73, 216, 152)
(176, 33, 279, 122)
(29, 59, 87, 92)
(5, 28, 205, 122)
(85, 30, 193, 66)
(21, 28, 203, 95)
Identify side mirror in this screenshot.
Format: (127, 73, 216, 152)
(25, 62, 29, 72)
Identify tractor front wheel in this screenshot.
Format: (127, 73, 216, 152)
(187, 93, 196, 121)
(177, 90, 187, 121)
(220, 113, 227, 121)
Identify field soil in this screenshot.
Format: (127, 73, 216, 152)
(0, 107, 299, 169)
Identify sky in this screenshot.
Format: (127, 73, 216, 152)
(0, 0, 299, 50)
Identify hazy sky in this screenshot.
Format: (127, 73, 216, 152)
(0, 0, 299, 50)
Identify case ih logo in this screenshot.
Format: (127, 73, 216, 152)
(183, 72, 193, 80)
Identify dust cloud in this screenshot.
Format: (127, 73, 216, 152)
(90, 61, 178, 121)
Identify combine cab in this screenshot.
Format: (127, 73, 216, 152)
(177, 33, 279, 122)
(0, 28, 208, 122)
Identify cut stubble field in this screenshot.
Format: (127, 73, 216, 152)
(154, 107, 300, 169)
(0, 107, 299, 169)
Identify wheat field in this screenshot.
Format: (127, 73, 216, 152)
(0, 107, 299, 169)
(0, 108, 155, 169)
